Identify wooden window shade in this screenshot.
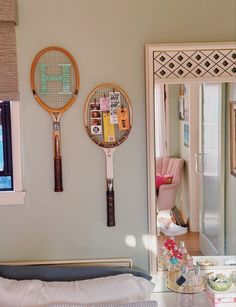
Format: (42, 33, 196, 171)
(0, 0, 19, 101)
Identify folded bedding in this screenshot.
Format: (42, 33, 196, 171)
(0, 265, 151, 281)
(0, 274, 155, 307)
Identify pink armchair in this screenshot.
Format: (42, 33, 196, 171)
(156, 157, 184, 211)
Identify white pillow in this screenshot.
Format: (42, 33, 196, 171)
(0, 274, 154, 307)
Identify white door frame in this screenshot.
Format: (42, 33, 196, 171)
(145, 42, 236, 276)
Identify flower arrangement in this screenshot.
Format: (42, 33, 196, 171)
(162, 239, 183, 267)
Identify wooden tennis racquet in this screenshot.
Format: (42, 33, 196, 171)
(84, 83, 132, 226)
(31, 46, 80, 192)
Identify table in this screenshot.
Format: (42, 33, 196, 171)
(151, 291, 236, 307)
(151, 268, 236, 306)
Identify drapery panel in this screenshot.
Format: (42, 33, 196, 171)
(0, 0, 19, 101)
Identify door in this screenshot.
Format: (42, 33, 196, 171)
(199, 83, 225, 255)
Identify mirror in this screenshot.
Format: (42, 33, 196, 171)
(145, 43, 236, 276)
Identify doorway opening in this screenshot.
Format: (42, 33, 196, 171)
(155, 82, 230, 259)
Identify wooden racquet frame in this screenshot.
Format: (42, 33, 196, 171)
(31, 46, 80, 192)
(84, 83, 132, 226)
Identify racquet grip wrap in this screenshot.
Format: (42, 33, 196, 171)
(107, 190, 115, 227)
(54, 157, 63, 192)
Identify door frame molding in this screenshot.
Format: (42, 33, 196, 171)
(145, 42, 236, 275)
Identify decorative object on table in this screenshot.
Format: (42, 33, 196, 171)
(84, 83, 132, 227)
(159, 239, 183, 270)
(179, 241, 188, 265)
(161, 239, 205, 294)
(230, 101, 236, 177)
(196, 258, 218, 267)
(167, 267, 205, 294)
(208, 273, 232, 291)
(31, 46, 80, 192)
(206, 275, 236, 306)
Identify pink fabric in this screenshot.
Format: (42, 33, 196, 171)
(156, 157, 184, 211)
(155, 174, 173, 189)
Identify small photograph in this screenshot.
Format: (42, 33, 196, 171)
(91, 118, 101, 126)
(90, 101, 100, 110)
(91, 125, 102, 135)
(91, 111, 101, 118)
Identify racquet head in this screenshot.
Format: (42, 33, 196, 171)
(31, 46, 80, 114)
(84, 83, 132, 148)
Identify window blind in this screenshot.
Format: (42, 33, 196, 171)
(0, 0, 19, 101)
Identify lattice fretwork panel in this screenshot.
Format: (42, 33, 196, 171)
(154, 49, 236, 81)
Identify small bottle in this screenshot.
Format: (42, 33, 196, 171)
(179, 241, 188, 265)
(192, 265, 202, 286)
(187, 255, 194, 270)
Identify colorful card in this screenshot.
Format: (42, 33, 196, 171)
(117, 108, 130, 130)
(109, 91, 120, 105)
(110, 107, 118, 124)
(109, 91, 120, 124)
(100, 97, 110, 111)
(103, 112, 115, 142)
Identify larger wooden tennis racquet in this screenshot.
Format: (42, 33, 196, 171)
(84, 83, 132, 226)
(31, 46, 80, 192)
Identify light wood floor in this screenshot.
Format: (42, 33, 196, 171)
(157, 231, 202, 257)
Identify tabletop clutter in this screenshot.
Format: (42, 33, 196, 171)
(159, 238, 236, 304)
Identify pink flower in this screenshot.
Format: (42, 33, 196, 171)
(173, 249, 183, 260)
(164, 239, 176, 251)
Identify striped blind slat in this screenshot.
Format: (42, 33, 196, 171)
(0, 0, 19, 101)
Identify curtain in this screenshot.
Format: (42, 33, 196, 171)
(155, 83, 167, 158)
(0, 0, 19, 101)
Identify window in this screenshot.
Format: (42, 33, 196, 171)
(0, 101, 25, 205)
(0, 0, 24, 204)
(0, 101, 13, 190)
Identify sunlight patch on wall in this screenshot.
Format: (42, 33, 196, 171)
(125, 235, 136, 248)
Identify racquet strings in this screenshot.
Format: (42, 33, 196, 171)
(33, 49, 77, 110)
(86, 86, 131, 147)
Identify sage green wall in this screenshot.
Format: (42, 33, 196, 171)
(0, 0, 235, 271)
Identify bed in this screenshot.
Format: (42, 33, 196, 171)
(0, 257, 157, 307)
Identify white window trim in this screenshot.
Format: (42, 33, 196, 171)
(0, 101, 25, 205)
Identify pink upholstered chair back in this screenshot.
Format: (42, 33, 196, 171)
(156, 157, 184, 211)
(156, 157, 184, 185)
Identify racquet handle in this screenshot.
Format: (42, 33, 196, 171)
(54, 157, 63, 192)
(107, 190, 115, 227)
